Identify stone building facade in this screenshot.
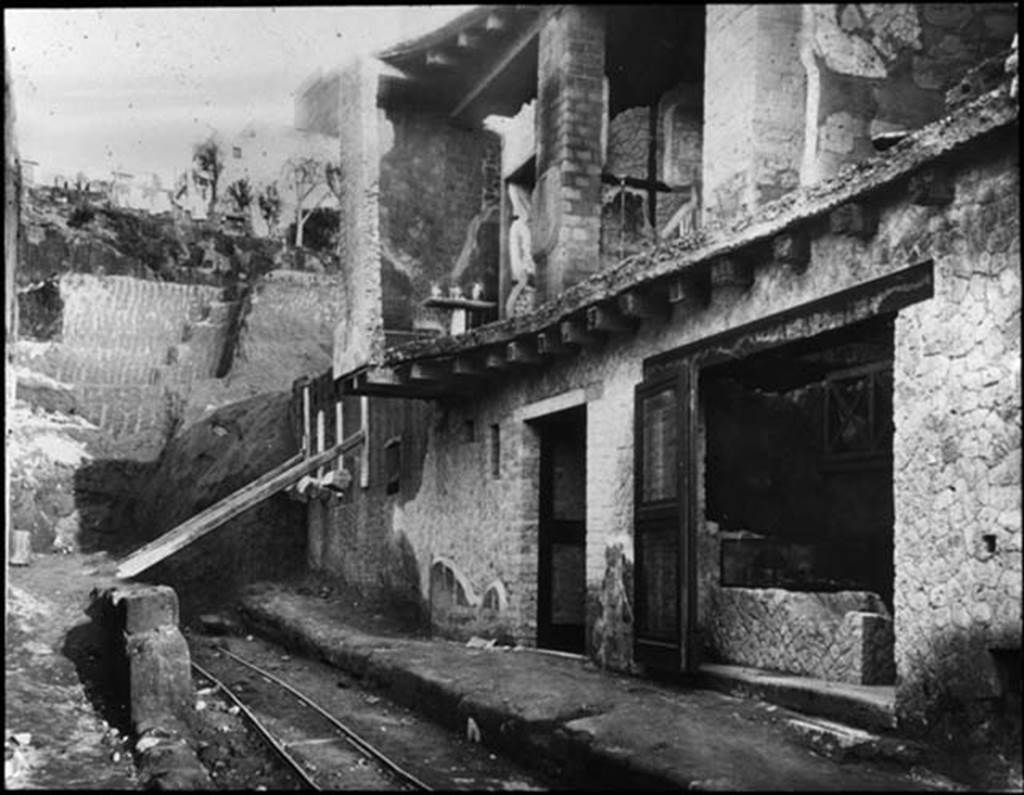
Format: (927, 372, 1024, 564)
(299, 4, 1020, 747)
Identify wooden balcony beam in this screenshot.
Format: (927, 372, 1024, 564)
(618, 289, 669, 321)
(560, 318, 602, 349)
(587, 303, 632, 335)
(507, 339, 541, 367)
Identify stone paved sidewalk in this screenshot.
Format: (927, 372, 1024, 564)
(238, 582, 952, 791)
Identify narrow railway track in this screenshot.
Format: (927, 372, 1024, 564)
(191, 647, 431, 791)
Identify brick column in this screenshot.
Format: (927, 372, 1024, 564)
(532, 6, 606, 301)
(702, 5, 806, 226)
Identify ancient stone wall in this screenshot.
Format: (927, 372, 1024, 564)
(707, 587, 895, 684)
(14, 274, 226, 456)
(891, 151, 1021, 739)
(314, 118, 1019, 743)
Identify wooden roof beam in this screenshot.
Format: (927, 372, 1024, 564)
(404, 361, 449, 385)
(507, 339, 541, 367)
(618, 288, 670, 321)
(772, 231, 810, 275)
(560, 317, 602, 349)
(450, 13, 545, 119)
(484, 12, 507, 32)
(537, 329, 572, 358)
(587, 303, 633, 336)
(426, 49, 458, 68)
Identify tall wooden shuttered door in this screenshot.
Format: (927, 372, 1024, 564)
(633, 364, 697, 672)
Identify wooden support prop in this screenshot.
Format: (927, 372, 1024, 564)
(772, 231, 810, 274)
(587, 304, 631, 335)
(485, 348, 509, 371)
(537, 329, 571, 358)
(908, 167, 955, 206)
(115, 432, 365, 579)
(829, 202, 878, 239)
(507, 339, 541, 366)
(618, 289, 668, 320)
(560, 318, 601, 348)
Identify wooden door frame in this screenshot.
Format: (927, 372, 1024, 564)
(633, 365, 699, 673)
(535, 405, 587, 653)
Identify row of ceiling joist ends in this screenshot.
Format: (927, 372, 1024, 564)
(336, 172, 955, 400)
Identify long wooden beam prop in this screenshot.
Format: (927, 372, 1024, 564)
(116, 430, 365, 578)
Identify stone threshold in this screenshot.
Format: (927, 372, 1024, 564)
(697, 662, 897, 733)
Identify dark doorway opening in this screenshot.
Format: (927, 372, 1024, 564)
(702, 314, 895, 612)
(535, 406, 587, 653)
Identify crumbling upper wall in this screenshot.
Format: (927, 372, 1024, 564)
(801, 3, 1017, 184)
(703, 5, 806, 226)
(333, 58, 387, 378)
(378, 110, 501, 333)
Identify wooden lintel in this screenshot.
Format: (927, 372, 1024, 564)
(426, 49, 457, 68)
(710, 257, 754, 291)
(507, 339, 541, 366)
(829, 202, 879, 239)
(450, 14, 544, 118)
(772, 231, 810, 274)
(560, 318, 602, 348)
(537, 330, 571, 357)
(618, 289, 668, 320)
(908, 167, 955, 206)
(586, 304, 632, 335)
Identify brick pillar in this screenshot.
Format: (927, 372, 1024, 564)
(531, 6, 606, 302)
(702, 5, 806, 226)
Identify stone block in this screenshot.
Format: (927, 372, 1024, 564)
(112, 584, 181, 635)
(126, 626, 193, 734)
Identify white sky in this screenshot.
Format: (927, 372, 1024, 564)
(5, 6, 473, 186)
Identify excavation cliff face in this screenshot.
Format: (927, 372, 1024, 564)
(10, 189, 343, 600)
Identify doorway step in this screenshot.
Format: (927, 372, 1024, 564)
(697, 662, 895, 732)
(697, 663, 941, 771)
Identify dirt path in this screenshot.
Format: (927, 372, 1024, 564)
(5, 552, 137, 789)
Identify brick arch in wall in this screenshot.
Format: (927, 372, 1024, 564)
(429, 556, 479, 610)
(481, 579, 508, 614)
